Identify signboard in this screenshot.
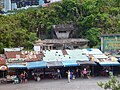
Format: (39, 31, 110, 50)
(102, 36, 120, 51)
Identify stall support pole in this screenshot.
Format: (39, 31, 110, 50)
(3, 71, 4, 78)
(44, 68, 45, 79)
(92, 66, 94, 77)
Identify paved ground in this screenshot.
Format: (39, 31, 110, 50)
(0, 77, 111, 90)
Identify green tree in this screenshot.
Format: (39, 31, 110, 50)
(1, 0, 120, 53)
(86, 28, 101, 47)
(0, 42, 4, 53)
(98, 74, 120, 90)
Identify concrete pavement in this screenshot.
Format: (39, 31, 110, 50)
(0, 77, 111, 90)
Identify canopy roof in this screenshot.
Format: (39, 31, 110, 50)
(43, 49, 89, 62)
(62, 60, 78, 67)
(93, 54, 108, 59)
(46, 61, 63, 67)
(7, 64, 27, 69)
(98, 61, 120, 66)
(82, 49, 103, 55)
(76, 61, 96, 65)
(27, 61, 46, 69)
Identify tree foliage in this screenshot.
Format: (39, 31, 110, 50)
(98, 73, 120, 90)
(0, 0, 120, 53)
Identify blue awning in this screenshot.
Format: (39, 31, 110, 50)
(7, 64, 27, 69)
(98, 61, 120, 66)
(27, 61, 47, 69)
(62, 60, 78, 67)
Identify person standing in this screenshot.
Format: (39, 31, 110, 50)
(20, 73, 25, 83)
(76, 68, 79, 78)
(67, 70, 71, 83)
(23, 71, 28, 82)
(57, 69, 62, 79)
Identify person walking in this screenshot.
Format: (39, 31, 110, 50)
(67, 70, 71, 83)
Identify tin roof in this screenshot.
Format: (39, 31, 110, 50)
(5, 51, 44, 63)
(101, 34, 120, 37)
(4, 47, 23, 52)
(42, 39, 89, 44)
(0, 56, 6, 65)
(43, 49, 89, 62)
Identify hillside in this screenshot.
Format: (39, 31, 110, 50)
(0, 0, 120, 53)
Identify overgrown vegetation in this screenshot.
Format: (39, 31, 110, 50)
(0, 0, 120, 53)
(98, 73, 120, 90)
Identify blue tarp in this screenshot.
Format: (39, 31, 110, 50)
(98, 61, 120, 66)
(27, 61, 47, 69)
(62, 60, 78, 67)
(7, 64, 27, 68)
(87, 48, 92, 51)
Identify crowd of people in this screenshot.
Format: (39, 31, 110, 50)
(29, 67, 92, 83)
(66, 68, 91, 83)
(20, 71, 28, 83)
(1, 66, 114, 84)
